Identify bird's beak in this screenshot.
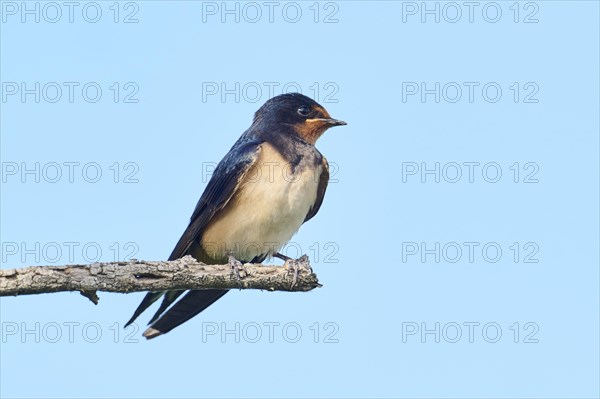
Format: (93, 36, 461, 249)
(307, 118, 347, 127)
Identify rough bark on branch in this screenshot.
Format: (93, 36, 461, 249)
(0, 255, 320, 303)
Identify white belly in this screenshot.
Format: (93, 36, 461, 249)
(201, 143, 320, 262)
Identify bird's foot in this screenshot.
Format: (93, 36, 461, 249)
(227, 251, 246, 287)
(284, 255, 309, 289)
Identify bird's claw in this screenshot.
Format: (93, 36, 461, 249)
(284, 255, 312, 289)
(297, 254, 312, 273)
(284, 257, 300, 289)
(227, 252, 245, 287)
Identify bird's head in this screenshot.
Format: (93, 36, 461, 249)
(252, 93, 346, 145)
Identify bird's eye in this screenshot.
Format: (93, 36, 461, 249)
(297, 106, 310, 116)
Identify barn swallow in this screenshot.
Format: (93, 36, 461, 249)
(125, 93, 346, 339)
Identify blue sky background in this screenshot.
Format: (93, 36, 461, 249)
(1, 1, 599, 398)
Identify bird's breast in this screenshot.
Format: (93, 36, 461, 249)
(201, 142, 321, 262)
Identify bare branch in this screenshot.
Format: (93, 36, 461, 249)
(0, 255, 320, 302)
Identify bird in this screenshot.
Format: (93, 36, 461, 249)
(125, 92, 346, 339)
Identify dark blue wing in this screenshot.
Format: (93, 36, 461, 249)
(168, 135, 264, 261)
(304, 157, 329, 223)
(125, 135, 263, 329)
